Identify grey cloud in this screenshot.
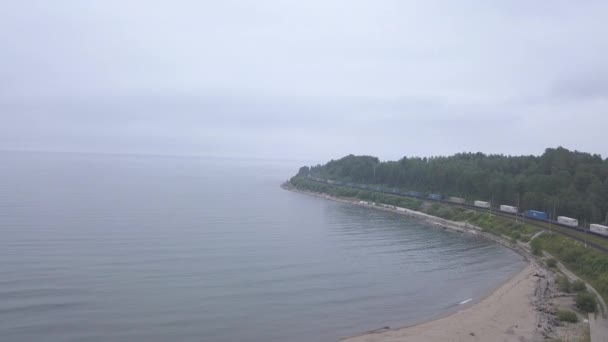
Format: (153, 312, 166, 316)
(551, 74, 608, 100)
(1, 1, 607, 161)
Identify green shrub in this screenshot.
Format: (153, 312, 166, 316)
(435, 207, 453, 219)
(546, 258, 557, 268)
(530, 238, 542, 256)
(535, 234, 608, 302)
(576, 292, 597, 313)
(557, 275, 571, 293)
(557, 309, 578, 323)
(572, 279, 587, 292)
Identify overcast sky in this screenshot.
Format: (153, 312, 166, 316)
(1, 1, 607, 163)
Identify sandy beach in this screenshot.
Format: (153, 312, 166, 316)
(342, 263, 543, 342)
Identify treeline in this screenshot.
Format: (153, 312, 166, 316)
(294, 147, 608, 224)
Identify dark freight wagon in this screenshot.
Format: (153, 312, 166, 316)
(525, 210, 548, 221)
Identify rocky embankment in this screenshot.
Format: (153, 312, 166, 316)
(532, 267, 559, 339)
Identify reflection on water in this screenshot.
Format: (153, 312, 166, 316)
(0, 152, 526, 342)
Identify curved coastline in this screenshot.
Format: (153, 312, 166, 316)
(341, 263, 540, 342)
(340, 263, 530, 337)
(281, 183, 534, 261)
(281, 183, 549, 341)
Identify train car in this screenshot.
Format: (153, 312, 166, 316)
(525, 210, 548, 220)
(499, 205, 518, 214)
(474, 200, 491, 208)
(327, 179, 335, 184)
(358, 201, 375, 206)
(391, 188, 400, 194)
(590, 224, 608, 237)
(448, 196, 466, 204)
(334, 180, 344, 186)
(406, 191, 421, 198)
(374, 186, 383, 192)
(346, 182, 354, 187)
(557, 216, 579, 227)
(428, 194, 442, 200)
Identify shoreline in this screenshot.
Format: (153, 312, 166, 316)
(282, 183, 554, 341)
(341, 264, 529, 340)
(342, 263, 544, 342)
(281, 183, 533, 261)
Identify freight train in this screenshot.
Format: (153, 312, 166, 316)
(305, 175, 608, 237)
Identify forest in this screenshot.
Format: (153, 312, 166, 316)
(294, 147, 608, 225)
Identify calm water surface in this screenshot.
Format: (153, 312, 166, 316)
(0, 152, 526, 341)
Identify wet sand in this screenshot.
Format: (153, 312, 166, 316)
(342, 264, 541, 342)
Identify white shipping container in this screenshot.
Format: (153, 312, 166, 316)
(474, 200, 491, 208)
(449, 197, 466, 204)
(499, 205, 518, 214)
(557, 216, 579, 227)
(590, 224, 608, 237)
(396, 207, 407, 212)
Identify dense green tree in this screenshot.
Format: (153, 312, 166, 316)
(296, 166, 310, 177)
(303, 147, 608, 224)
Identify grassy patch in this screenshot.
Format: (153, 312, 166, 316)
(470, 214, 538, 241)
(527, 220, 608, 250)
(534, 234, 608, 303)
(557, 309, 579, 323)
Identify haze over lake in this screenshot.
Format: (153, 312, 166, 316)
(0, 152, 526, 342)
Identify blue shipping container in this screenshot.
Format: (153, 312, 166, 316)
(526, 210, 548, 220)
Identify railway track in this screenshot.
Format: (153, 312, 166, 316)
(304, 178, 608, 254)
(481, 208, 608, 253)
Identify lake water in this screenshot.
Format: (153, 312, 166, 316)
(0, 152, 526, 341)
